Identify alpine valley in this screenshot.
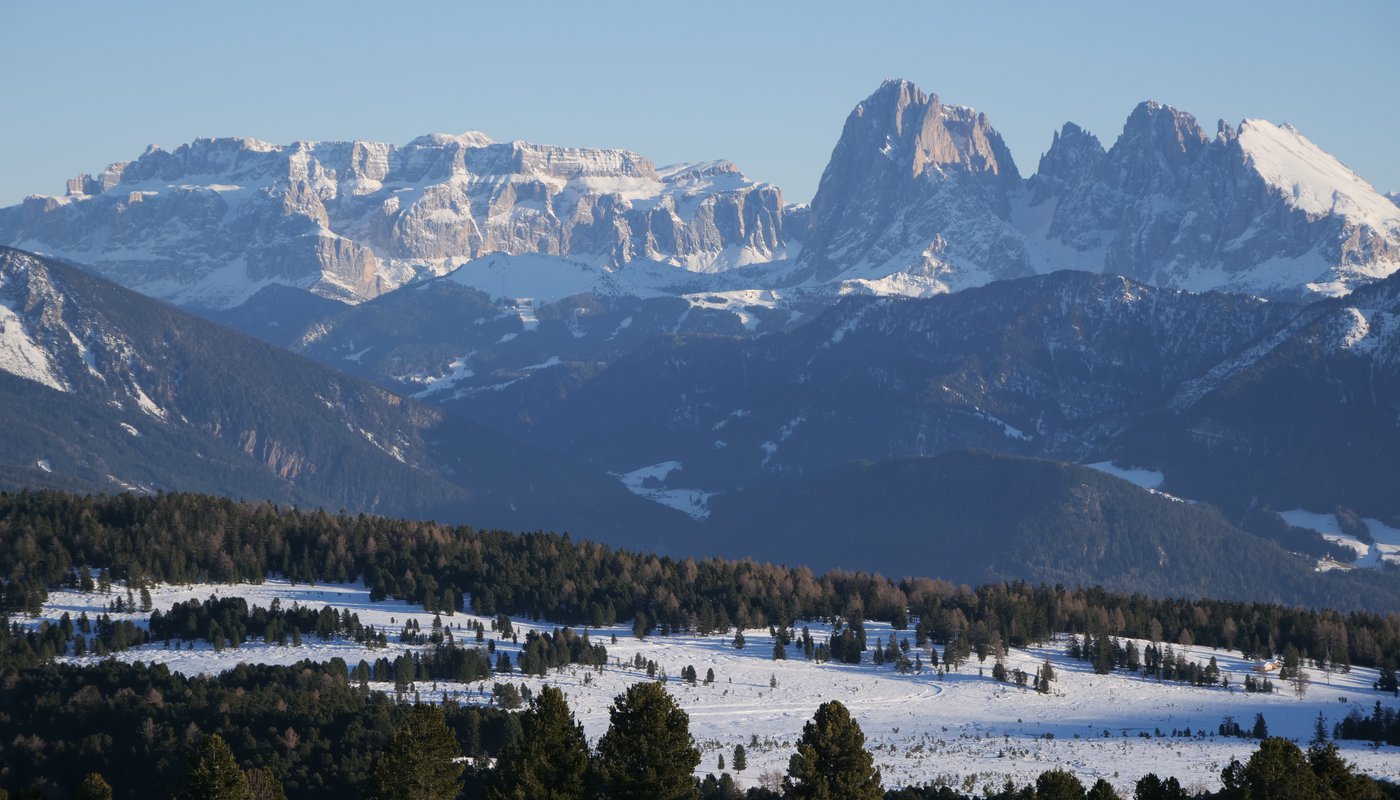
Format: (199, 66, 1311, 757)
(3, 79, 1400, 610)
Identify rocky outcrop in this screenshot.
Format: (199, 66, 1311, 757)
(0, 135, 789, 309)
(791, 79, 1031, 294)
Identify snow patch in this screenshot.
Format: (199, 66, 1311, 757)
(612, 461, 716, 521)
(1238, 120, 1400, 233)
(0, 299, 66, 391)
(1084, 462, 1165, 491)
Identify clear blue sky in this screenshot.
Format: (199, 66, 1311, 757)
(2, 0, 1396, 206)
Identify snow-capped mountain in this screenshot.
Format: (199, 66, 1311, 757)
(785, 79, 1029, 296)
(5, 79, 1397, 314)
(796, 80, 1400, 300)
(0, 135, 788, 309)
(1027, 104, 1400, 298)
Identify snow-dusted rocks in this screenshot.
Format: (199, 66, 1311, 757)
(790, 79, 1032, 296)
(0, 134, 789, 309)
(3, 80, 1396, 308)
(1027, 106, 1400, 299)
(798, 81, 1400, 301)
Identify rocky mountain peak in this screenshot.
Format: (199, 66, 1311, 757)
(845, 78, 1018, 183)
(1031, 122, 1107, 201)
(792, 79, 1029, 290)
(1109, 101, 1209, 193)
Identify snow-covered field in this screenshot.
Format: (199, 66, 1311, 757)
(31, 579, 1400, 794)
(1278, 509, 1400, 571)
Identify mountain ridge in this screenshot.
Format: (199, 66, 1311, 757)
(4, 79, 1398, 316)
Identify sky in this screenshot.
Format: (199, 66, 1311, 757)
(1, 1, 1397, 206)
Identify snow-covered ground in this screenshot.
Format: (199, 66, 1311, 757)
(1278, 509, 1400, 571)
(30, 579, 1400, 794)
(611, 461, 716, 520)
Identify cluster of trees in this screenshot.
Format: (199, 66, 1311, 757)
(3, 610, 147, 663)
(1335, 702, 1400, 747)
(5, 668, 1393, 800)
(1067, 635, 1224, 687)
(514, 628, 608, 677)
(1, 491, 1397, 682)
(149, 596, 384, 650)
(0, 659, 522, 799)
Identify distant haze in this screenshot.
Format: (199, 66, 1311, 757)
(2, 0, 1397, 206)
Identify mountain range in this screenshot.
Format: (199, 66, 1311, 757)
(1, 79, 1399, 610)
(4, 80, 1396, 314)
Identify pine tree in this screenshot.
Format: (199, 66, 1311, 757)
(1235, 737, 1319, 800)
(1035, 768, 1084, 800)
(488, 686, 590, 800)
(1133, 773, 1188, 799)
(733, 743, 747, 772)
(783, 700, 883, 800)
(75, 773, 113, 800)
(178, 734, 252, 800)
(595, 682, 701, 800)
(1086, 778, 1122, 800)
(370, 704, 465, 800)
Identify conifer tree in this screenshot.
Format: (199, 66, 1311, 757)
(1086, 778, 1122, 800)
(487, 686, 591, 800)
(732, 743, 746, 772)
(1133, 773, 1188, 799)
(244, 768, 287, 800)
(595, 682, 701, 800)
(75, 773, 113, 800)
(178, 734, 252, 800)
(370, 704, 465, 800)
(783, 700, 882, 800)
(1223, 737, 1319, 800)
(1035, 768, 1085, 800)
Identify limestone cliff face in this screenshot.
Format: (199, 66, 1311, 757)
(794, 79, 1031, 294)
(0, 134, 789, 309)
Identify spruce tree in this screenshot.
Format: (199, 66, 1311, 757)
(595, 681, 701, 800)
(487, 686, 591, 800)
(783, 700, 883, 800)
(732, 743, 746, 772)
(178, 734, 252, 800)
(370, 704, 465, 800)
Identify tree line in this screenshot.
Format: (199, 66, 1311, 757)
(1, 490, 1396, 681)
(5, 664, 1392, 800)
